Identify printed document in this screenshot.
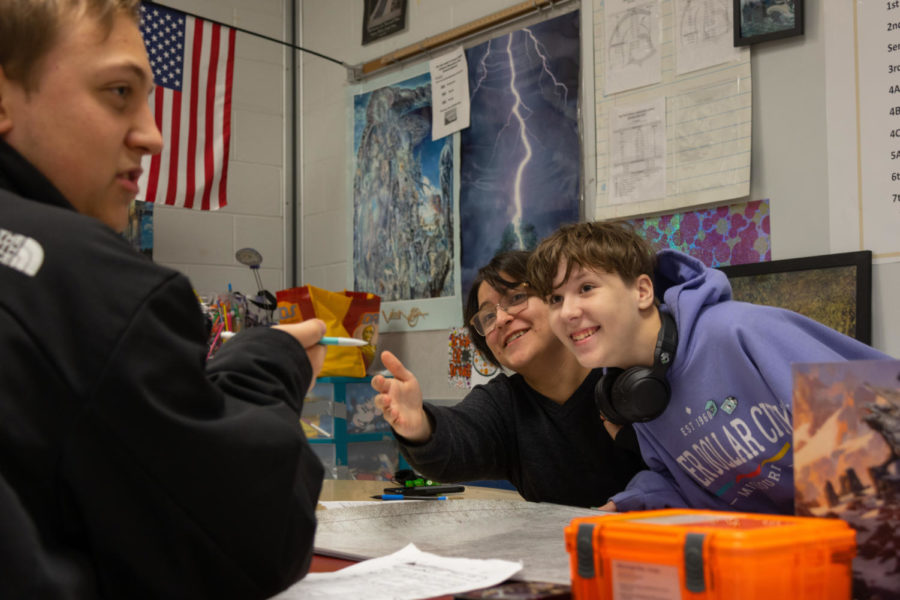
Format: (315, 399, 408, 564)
(270, 543, 521, 600)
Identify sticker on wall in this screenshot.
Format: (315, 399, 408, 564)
(626, 198, 770, 267)
(346, 382, 390, 434)
(448, 328, 473, 389)
(448, 327, 501, 389)
(123, 199, 154, 259)
(470, 341, 500, 387)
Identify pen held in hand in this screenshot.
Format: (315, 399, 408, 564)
(371, 494, 448, 501)
(300, 417, 331, 438)
(319, 336, 369, 347)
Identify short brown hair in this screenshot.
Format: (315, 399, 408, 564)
(0, 0, 141, 91)
(527, 221, 656, 298)
(463, 250, 531, 368)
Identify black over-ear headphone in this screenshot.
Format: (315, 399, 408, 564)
(594, 311, 678, 425)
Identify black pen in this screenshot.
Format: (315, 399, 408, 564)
(371, 494, 448, 501)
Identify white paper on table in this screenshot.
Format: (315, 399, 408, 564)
(318, 500, 384, 509)
(269, 543, 522, 600)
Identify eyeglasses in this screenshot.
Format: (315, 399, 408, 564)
(469, 285, 531, 336)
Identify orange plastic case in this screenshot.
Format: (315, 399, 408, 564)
(565, 509, 855, 600)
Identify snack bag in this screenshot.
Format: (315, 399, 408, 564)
(276, 285, 380, 377)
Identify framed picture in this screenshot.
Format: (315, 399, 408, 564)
(362, 0, 407, 45)
(716, 250, 872, 344)
(733, 0, 803, 46)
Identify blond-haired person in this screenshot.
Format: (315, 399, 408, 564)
(0, 1, 326, 597)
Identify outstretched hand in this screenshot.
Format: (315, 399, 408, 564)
(371, 350, 431, 443)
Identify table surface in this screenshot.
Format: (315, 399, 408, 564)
(317, 479, 524, 504)
(308, 480, 571, 599)
(311, 479, 523, 575)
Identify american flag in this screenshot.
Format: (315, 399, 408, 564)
(137, 3, 235, 210)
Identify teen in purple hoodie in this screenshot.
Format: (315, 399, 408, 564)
(528, 222, 891, 515)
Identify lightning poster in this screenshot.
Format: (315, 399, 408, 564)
(460, 10, 581, 296)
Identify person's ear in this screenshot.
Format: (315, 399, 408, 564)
(635, 273, 655, 309)
(0, 66, 14, 136)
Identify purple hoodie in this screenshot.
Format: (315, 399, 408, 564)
(610, 249, 891, 514)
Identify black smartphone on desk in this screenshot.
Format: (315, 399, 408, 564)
(383, 484, 465, 496)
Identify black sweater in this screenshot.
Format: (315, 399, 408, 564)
(0, 139, 322, 599)
(399, 369, 647, 507)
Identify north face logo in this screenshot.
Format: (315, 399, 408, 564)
(0, 228, 44, 277)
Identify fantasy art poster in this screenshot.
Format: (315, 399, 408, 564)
(351, 69, 461, 332)
(793, 360, 900, 600)
(459, 9, 581, 296)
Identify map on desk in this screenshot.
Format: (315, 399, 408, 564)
(314, 500, 600, 584)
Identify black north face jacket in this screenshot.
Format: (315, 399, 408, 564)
(0, 139, 322, 599)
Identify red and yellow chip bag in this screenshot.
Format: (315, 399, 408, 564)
(275, 285, 380, 377)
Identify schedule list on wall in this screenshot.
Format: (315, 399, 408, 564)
(857, 0, 900, 259)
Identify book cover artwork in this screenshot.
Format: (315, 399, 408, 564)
(793, 360, 900, 600)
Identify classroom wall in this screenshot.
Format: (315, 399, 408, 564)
(120, 1, 898, 507)
(151, 0, 293, 300)
(821, 3, 900, 361)
(299, 0, 541, 403)
(301, 0, 543, 404)
(750, 2, 900, 359)
(296, 0, 900, 404)
(151, 2, 899, 402)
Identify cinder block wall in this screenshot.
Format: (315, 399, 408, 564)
(151, 0, 291, 299)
